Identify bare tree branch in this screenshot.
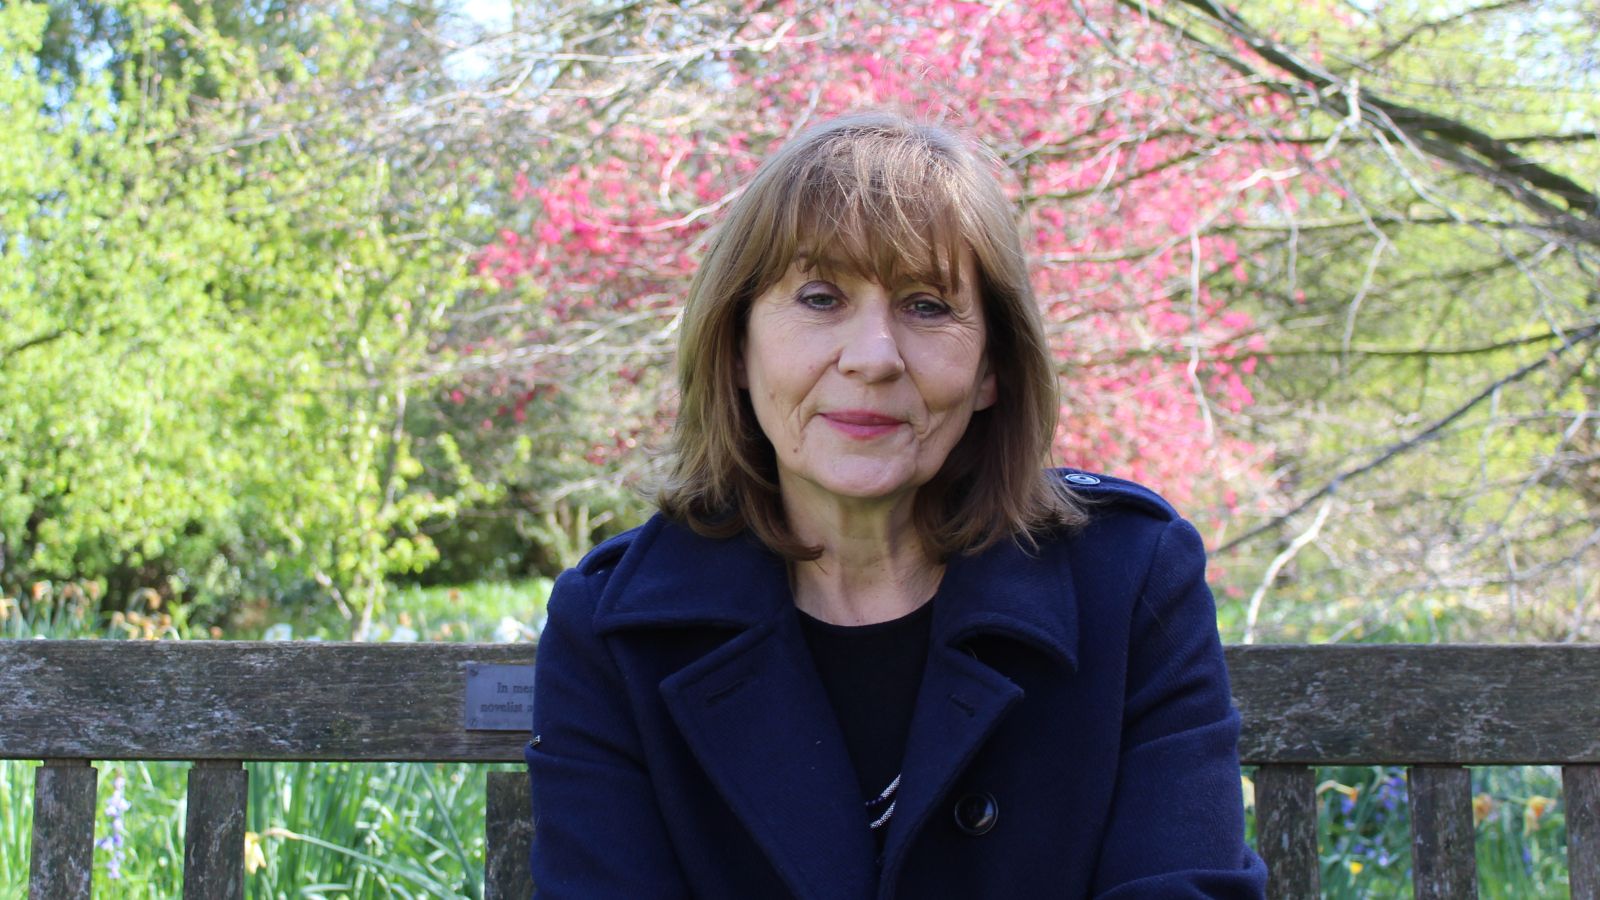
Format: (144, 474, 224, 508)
(1216, 321, 1600, 556)
(1357, 0, 1536, 69)
(1, 327, 77, 363)
(1160, 0, 1600, 244)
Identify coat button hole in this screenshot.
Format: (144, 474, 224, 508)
(706, 679, 749, 707)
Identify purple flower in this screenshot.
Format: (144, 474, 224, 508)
(1377, 772, 1407, 812)
(95, 770, 129, 880)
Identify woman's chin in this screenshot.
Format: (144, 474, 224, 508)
(790, 465, 929, 507)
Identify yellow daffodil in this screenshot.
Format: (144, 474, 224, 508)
(1525, 795, 1555, 833)
(243, 831, 266, 875)
(1472, 793, 1496, 826)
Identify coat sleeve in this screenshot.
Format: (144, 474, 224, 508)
(1091, 517, 1268, 898)
(526, 567, 693, 899)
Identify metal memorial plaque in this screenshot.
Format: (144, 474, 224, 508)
(464, 663, 537, 731)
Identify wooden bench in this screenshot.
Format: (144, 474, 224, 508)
(5, 641, 1599, 898)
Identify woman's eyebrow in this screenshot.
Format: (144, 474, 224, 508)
(792, 249, 954, 292)
(793, 250, 845, 271)
(899, 267, 954, 292)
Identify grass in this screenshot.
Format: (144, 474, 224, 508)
(243, 759, 520, 899)
(225, 580, 553, 643)
(1, 756, 34, 891)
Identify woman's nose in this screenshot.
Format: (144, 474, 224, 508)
(836, 302, 906, 381)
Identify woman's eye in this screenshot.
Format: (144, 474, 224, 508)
(906, 295, 950, 318)
(796, 285, 839, 310)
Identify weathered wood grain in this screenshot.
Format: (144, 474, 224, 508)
(183, 760, 247, 900)
(1565, 765, 1600, 899)
(9, 642, 1600, 764)
(1408, 766, 1478, 900)
(1228, 644, 1600, 764)
(29, 760, 97, 900)
(0, 642, 535, 762)
(485, 769, 535, 900)
(1253, 765, 1319, 900)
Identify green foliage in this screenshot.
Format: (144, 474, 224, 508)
(245, 760, 513, 900)
(413, 291, 657, 582)
(234, 579, 551, 642)
(0, 754, 30, 893)
(1218, 586, 1496, 643)
(0, 2, 488, 628)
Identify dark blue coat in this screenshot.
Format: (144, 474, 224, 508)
(525, 472, 1267, 898)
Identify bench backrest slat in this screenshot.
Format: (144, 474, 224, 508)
(2, 642, 532, 762)
(1229, 644, 1600, 764)
(12, 642, 1600, 764)
(1407, 765, 1478, 899)
(1252, 765, 1319, 899)
(184, 761, 247, 900)
(29, 760, 97, 900)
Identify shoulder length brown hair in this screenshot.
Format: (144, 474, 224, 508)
(657, 112, 1084, 559)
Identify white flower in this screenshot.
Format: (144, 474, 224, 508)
(494, 616, 537, 643)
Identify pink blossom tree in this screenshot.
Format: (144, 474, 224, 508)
(465, 0, 1322, 546)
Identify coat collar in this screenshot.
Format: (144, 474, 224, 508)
(592, 514, 1080, 671)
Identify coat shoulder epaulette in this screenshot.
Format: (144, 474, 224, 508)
(1052, 468, 1179, 522)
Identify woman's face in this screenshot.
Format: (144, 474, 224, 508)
(739, 247, 997, 513)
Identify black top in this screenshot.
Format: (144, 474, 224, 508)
(797, 599, 934, 850)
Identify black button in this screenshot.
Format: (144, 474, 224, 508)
(953, 792, 998, 835)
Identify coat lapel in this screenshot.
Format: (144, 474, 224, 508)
(659, 611, 879, 899)
(877, 642, 1023, 889)
(599, 518, 877, 898)
(878, 536, 1081, 892)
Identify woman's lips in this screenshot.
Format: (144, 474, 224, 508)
(821, 411, 904, 439)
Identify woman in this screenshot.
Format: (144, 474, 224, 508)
(526, 113, 1266, 898)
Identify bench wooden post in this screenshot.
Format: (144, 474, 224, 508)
(1408, 765, 1477, 899)
(1253, 765, 1319, 899)
(184, 760, 247, 900)
(1565, 765, 1600, 897)
(485, 770, 535, 900)
(29, 759, 98, 900)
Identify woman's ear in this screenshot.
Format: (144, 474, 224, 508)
(975, 362, 997, 411)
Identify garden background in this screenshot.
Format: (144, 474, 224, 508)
(1, 0, 1596, 895)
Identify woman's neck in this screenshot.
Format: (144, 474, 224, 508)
(782, 486, 942, 626)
